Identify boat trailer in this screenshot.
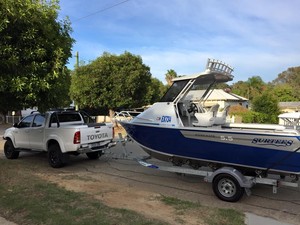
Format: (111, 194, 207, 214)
(136, 156, 298, 202)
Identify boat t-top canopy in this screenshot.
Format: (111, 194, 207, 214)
(172, 59, 234, 85)
(160, 59, 234, 103)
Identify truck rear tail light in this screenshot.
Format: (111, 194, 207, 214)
(112, 127, 115, 139)
(73, 131, 81, 144)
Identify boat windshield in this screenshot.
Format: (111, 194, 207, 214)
(160, 80, 189, 102)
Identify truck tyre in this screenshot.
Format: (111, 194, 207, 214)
(48, 144, 69, 168)
(4, 140, 20, 159)
(86, 151, 102, 160)
(212, 173, 244, 202)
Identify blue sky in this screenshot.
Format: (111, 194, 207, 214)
(59, 0, 300, 84)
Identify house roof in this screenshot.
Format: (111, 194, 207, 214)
(279, 102, 300, 108)
(184, 89, 248, 101)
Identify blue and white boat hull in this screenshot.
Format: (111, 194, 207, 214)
(120, 121, 300, 175)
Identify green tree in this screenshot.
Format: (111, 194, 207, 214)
(0, 0, 74, 112)
(247, 76, 266, 100)
(272, 66, 300, 100)
(231, 81, 249, 99)
(231, 76, 266, 100)
(145, 77, 166, 104)
(252, 92, 280, 123)
(70, 52, 155, 115)
(165, 69, 177, 86)
(269, 83, 297, 102)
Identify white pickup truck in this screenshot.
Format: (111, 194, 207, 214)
(3, 110, 115, 168)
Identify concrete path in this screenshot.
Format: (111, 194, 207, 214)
(246, 213, 294, 225)
(0, 217, 17, 225)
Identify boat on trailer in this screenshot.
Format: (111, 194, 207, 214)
(119, 59, 300, 201)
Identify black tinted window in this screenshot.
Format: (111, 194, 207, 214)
(57, 113, 82, 122)
(32, 115, 45, 127)
(18, 115, 34, 128)
(160, 80, 189, 102)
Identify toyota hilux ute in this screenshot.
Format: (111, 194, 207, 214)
(3, 110, 115, 168)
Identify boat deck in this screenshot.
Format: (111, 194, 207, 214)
(180, 115, 300, 135)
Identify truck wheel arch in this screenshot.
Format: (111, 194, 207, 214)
(47, 138, 66, 153)
(47, 142, 69, 168)
(4, 136, 16, 148)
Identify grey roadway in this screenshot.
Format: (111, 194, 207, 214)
(0, 125, 299, 225)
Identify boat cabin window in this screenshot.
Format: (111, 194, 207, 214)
(160, 80, 189, 102)
(191, 83, 212, 91)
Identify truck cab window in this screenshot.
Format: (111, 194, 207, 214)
(32, 115, 45, 127)
(18, 115, 34, 128)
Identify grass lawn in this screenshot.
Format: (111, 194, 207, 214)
(0, 158, 245, 225)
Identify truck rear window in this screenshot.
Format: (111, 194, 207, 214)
(51, 113, 82, 123)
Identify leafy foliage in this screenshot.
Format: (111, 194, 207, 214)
(272, 66, 300, 100)
(231, 76, 266, 101)
(165, 69, 178, 86)
(0, 0, 74, 112)
(268, 83, 298, 102)
(250, 92, 280, 123)
(146, 77, 167, 104)
(252, 92, 279, 113)
(70, 52, 163, 112)
(230, 70, 300, 123)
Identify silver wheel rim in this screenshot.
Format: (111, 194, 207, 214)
(218, 178, 236, 198)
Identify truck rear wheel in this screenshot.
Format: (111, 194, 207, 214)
(48, 144, 69, 168)
(4, 140, 20, 159)
(86, 151, 102, 160)
(212, 173, 244, 202)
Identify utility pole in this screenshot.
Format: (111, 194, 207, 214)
(75, 51, 79, 68)
(75, 51, 79, 111)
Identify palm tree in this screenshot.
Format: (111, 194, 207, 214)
(165, 69, 178, 86)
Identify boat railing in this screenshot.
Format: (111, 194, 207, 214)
(205, 58, 234, 77)
(113, 111, 141, 122)
(278, 112, 300, 130)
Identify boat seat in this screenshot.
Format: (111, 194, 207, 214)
(214, 105, 230, 125)
(193, 104, 220, 127)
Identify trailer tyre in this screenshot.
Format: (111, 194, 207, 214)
(48, 144, 69, 168)
(4, 140, 20, 159)
(212, 174, 244, 202)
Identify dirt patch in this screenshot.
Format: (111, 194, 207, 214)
(37, 172, 205, 225)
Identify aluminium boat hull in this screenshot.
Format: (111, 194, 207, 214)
(120, 121, 300, 175)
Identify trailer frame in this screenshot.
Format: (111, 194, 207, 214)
(137, 156, 299, 202)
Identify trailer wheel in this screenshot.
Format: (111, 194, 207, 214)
(4, 140, 20, 159)
(86, 151, 102, 160)
(212, 174, 244, 202)
(48, 144, 69, 168)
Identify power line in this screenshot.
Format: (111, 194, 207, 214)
(73, 0, 131, 22)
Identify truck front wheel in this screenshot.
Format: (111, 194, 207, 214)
(48, 144, 69, 168)
(4, 140, 20, 159)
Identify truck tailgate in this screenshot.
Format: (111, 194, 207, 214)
(80, 123, 113, 145)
